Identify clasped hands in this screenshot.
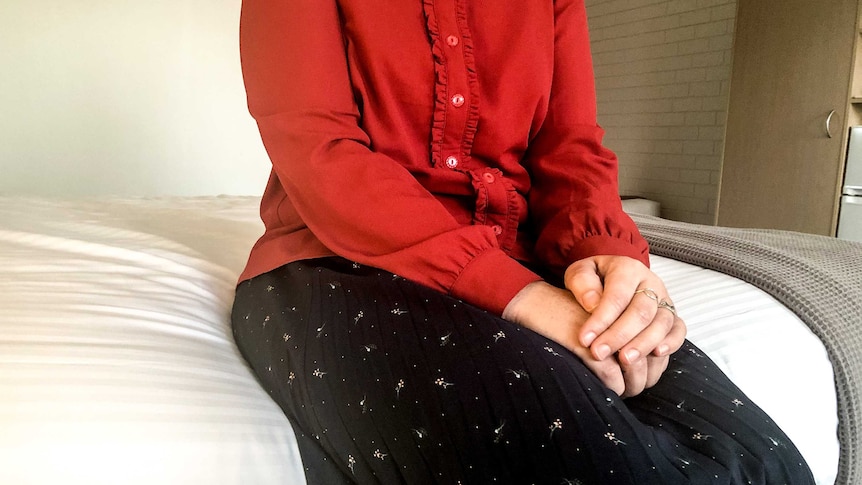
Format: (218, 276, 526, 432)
(502, 255, 686, 398)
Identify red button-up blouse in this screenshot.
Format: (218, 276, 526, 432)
(238, 0, 650, 315)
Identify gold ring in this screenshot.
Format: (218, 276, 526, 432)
(633, 288, 659, 302)
(658, 299, 677, 316)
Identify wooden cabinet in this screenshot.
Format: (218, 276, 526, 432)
(718, 0, 861, 235)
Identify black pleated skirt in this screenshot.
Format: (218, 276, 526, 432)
(231, 257, 813, 485)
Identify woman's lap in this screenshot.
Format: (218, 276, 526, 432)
(232, 258, 812, 484)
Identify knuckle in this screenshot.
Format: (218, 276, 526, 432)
(668, 320, 687, 343)
(604, 328, 635, 350)
(586, 316, 613, 334)
(648, 357, 669, 385)
(596, 368, 614, 382)
(565, 260, 591, 278)
(654, 312, 674, 331)
(567, 271, 589, 285)
(594, 364, 622, 388)
(607, 293, 632, 314)
(622, 377, 645, 398)
(569, 260, 589, 273)
(620, 358, 646, 376)
(634, 306, 654, 325)
(658, 308, 675, 322)
(609, 256, 632, 270)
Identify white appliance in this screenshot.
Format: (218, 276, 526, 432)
(838, 126, 862, 242)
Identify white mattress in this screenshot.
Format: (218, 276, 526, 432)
(0, 196, 838, 484)
(652, 256, 838, 485)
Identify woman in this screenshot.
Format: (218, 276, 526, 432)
(231, 1, 814, 483)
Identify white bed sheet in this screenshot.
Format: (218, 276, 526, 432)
(0, 197, 304, 485)
(0, 196, 838, 484)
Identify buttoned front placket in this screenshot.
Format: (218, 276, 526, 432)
(422, 0, 479, 171)
(469, 168, 519, 251)
(423, 0, 517, 246)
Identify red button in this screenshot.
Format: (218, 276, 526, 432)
(446, 35, 459, 47)
(492, 225, 503, 235)
(451, 94, 465, 108)
(482, 172, 495, 184)
(445, 156, 459, 169)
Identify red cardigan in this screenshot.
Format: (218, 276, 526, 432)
(238, 0, 649, 315)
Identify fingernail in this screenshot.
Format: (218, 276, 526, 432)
(595, 344, 611, 360)
(582, 331, 597, 347)
(583, 291, 600, 312)
(624, 349, 641, 363)
(656, 344, 669, 356)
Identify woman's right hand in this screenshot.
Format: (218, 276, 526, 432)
(503, 281, 627, 395)
(503, 281, 668, 398)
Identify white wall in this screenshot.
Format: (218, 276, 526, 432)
(586, 0, 737, 225)
(0, 0, 271, 196)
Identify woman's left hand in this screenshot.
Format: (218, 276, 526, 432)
(564, 255, 686, 393)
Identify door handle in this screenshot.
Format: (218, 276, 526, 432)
(826, 109, 836, 138)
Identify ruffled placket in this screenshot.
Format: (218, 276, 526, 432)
(424, 1, 517, 246)
(421, 0, 480, 172)
(469, 168, 521, 252)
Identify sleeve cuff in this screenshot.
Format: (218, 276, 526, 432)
(449, 249, 542, 316)
(567, 234, 651, 268)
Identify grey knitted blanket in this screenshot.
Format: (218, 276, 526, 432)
(632, 215, 862, 485)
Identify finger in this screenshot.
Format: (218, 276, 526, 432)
(616, 308, 675, 365)
(652, 316, 687, 357)
(589, 285, 662, 360)
(563, 258, 604, 314)
(592, 358, 626, 396)
(577, 353, 625, 396)
(644, 354, 669, 389)
(550, 323, 626, 396)
(577, 264, 645, 350)
(620, 355, 648, 398)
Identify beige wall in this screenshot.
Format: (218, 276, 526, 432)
(0, 0, 271, 196)
(586, 0, 737, 224)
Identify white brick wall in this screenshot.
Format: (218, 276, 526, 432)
(585, 0, 737, 225)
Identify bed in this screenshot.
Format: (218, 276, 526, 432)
(0, 195, 858, 485)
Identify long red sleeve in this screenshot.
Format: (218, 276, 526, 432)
(237, 0, 648, 315)
(525, 0, 650, 274)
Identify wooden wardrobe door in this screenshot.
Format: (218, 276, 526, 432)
(718, 0, 858, 235)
